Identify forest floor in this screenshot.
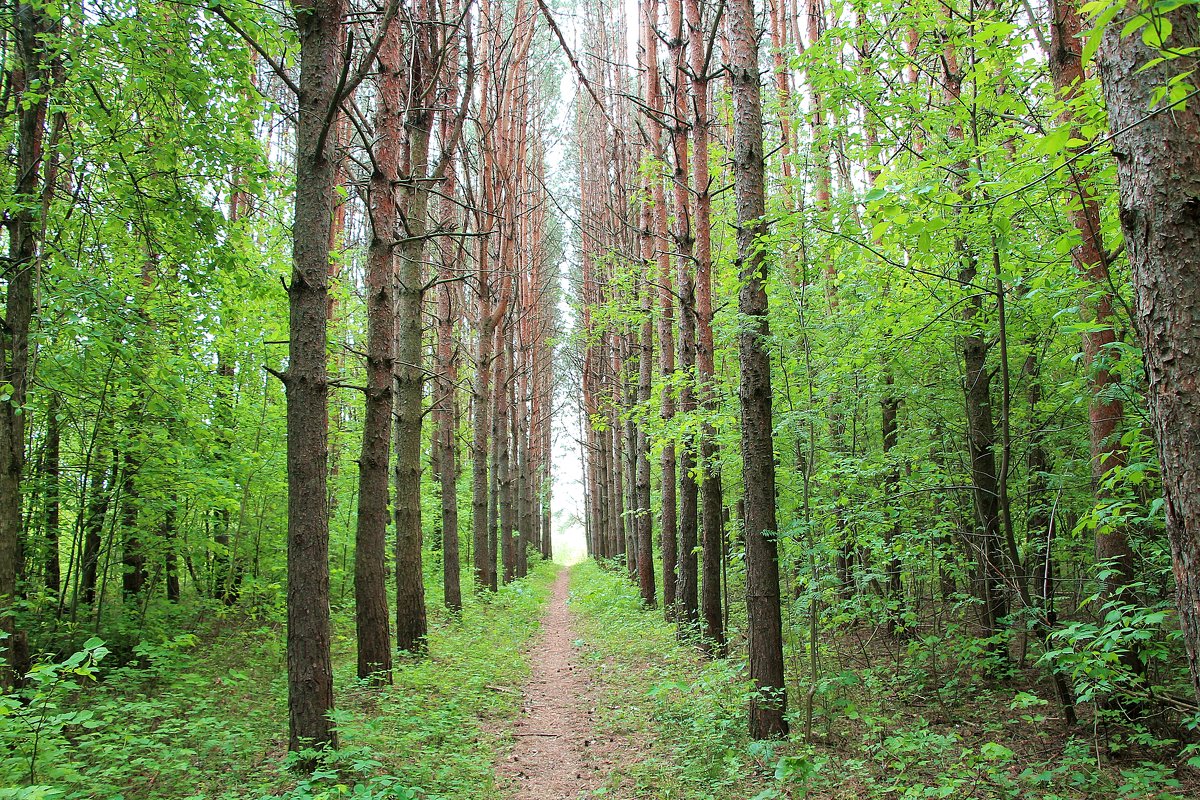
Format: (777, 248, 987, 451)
(10, 560, 1200, 799)
(496, 567, 635, 798)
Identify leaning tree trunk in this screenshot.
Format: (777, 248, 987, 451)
(1096, 3, 1200, 703)
(727, 0, 788, 740)
(284, 0, 345, 752)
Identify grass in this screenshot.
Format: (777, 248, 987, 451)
(568, 560, 771, 800)
(1, 560, 557, 800)
(567, 560, 1198, 800)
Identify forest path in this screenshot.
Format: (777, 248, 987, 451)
(497, 566, 626, 799)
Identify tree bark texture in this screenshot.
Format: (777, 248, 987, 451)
(685, 0, 725, 653)
(2, 0, 53, 684)
(355, 10, 403, 683)
(727, 0, 788, 739)
(1097, 3, 1200, 702)
(285, 0, 344, 751)
(394, 76, 434, 654)
(1050, 0, 1136, 594)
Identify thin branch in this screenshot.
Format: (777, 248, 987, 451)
(210, 6, 301, 97)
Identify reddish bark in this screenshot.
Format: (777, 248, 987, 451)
(684, 0, 725, 653)
(667, 0, 699, 629)
(354, 8, 402, 683)
(643, 0, 679, 616)
(1049, 0, 1134, 594)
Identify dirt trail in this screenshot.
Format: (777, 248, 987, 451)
(498, 566, 621, 799)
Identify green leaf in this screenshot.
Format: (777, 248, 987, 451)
(981, 742, 1015, 761)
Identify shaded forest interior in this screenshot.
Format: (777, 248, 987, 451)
(4, 0, 1200, 797)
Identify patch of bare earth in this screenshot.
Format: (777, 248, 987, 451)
(497, 567, 630, 799)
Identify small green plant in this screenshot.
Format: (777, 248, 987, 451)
(0, 636, 109, 791)
(274, 748, 424, 800)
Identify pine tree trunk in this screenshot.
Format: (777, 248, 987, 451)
(394, 95, 433, 654)
(642, 0, 677, 616)
(472, 310, 496, 591)
(355, 11, 403, 682)
(727, 0, 788, 739)
(685, 0, 725, 653)
(436, 231, 462, 611)
(1049, 0, 1135, 596)
(285, 0, 344, 751)
(1097, 3, 1200, 703)
(667, 0, 698, 630)
(634, 173, 657, 607)
(497, 335, 516, 583)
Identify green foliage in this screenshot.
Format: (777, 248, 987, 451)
(571, 562, 1196, 799)
(0, 563, 555, 799)
(570, 561, 769, 799)
(272, 750, 424, 800)
(0, 637, 109, 792)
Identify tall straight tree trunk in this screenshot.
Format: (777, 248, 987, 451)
(1096, 3, 1200, 703)
(488, 394, 501, 584)
(727, 0, 787, 739)
(685, 0, 724, 652)
(516, 388, 531, 578)
(2, 0, 53, 683)
(394, 72, 434, 654)
(610, 372, 627, 565)
(644, 0, 678, 615)
(666, 0, 698, 630)
(355, 10, 403, 682)
(436, 131, 463, 609)
(497, 333, 516, 583)
(473, 308, 498, 591)
(284, 0, 345, 752)
(767, 0, 794, 184)
(624, 340, 639, 579)
(635, 173, 656, 607)
(1049, 0, 1135, 596)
